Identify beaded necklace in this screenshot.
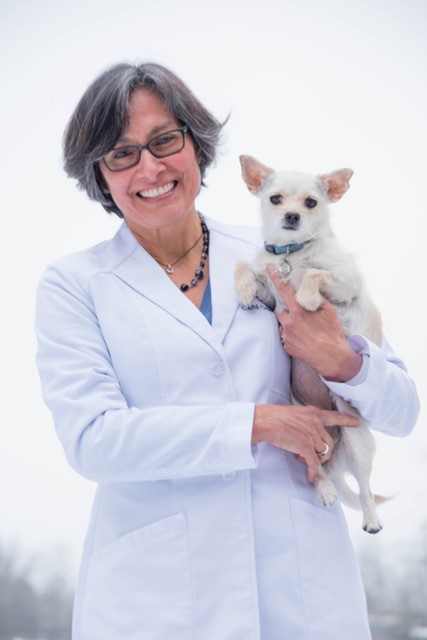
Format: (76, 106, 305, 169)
(179, 213, 209, 292)
(155, 213, 209, 293)
(155, 232, 202, 274)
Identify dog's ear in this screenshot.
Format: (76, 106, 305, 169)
(317, 169, 353, 202)
(240, 155, 275, 195)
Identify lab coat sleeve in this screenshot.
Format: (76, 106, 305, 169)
(35, 264, 257, 484)
(322, 334, 419, 436)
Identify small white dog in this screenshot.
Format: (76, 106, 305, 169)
(235, 154, 384, 533)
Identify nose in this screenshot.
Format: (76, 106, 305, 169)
(284, 212, 300, 226)
(134, 148, 166, 179)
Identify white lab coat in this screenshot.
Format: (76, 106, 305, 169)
(35, 217, 419, 640)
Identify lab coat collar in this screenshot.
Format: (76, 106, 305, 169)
(110, 220, 254, 352)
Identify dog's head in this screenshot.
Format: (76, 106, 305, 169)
(240, 155, 353, 245)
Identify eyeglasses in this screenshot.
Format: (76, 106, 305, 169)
(103, 125, 188, 172)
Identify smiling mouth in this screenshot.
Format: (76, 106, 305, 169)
(137, 181, 177, 199)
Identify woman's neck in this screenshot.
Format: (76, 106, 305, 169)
(130, 210, 202, 265)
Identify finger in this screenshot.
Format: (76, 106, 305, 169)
(311, 428, 334, 460)
(295, 438, 324, 482)
(314, 439, 333, 462)
(266, 265, 299, 311)
(305, 451, 322, 483)
(297, 445, 330, 478)
(318, 297, 335, 312)
(320, 410, 359, 428)
(266, 263, 294, 295)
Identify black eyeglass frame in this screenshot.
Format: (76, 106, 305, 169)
(102, 125, 189, 172)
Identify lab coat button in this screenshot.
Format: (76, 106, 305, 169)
(211, 361, 225, 376)
(221, 471, 237, 479)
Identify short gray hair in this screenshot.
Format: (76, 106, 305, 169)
(63, 62, 227, 217)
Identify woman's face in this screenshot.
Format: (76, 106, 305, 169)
(99, 88, 201, 235)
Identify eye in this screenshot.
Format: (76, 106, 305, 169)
(112, 148, 133, 159)
(305, 197, 317, 209)
(152, 132, 179, 149)
(269, 194, 282, 205)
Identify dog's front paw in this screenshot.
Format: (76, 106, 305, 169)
(235, 260, 258, 305)
(295, 269, 327, 311)
(295, 287, 324, 312)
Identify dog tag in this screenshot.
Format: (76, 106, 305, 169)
(279, 258, 292, 276)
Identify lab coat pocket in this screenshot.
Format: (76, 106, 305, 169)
(78, 513, 193, 640)
(290, 498, 371, 639)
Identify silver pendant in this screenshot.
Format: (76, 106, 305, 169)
(279, 258, 292, 276)
(166, 265, 174, 274)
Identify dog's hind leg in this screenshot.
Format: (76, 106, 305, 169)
(344, 427, 383, 533)
(334, 396, 383, 533)
(313, 465, 339, 506)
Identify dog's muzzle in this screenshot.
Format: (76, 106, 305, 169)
(282, 211, 300, 230)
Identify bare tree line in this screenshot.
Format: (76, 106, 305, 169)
(0, 546, 72, 640)
(358, 522, 427, 640)
(0, 524, 426, 640)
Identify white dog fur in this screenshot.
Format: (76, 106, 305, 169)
(235, 154, 384, 533)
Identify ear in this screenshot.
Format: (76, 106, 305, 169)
(239, 155, 275, 195)
(317, 168, 354, 202)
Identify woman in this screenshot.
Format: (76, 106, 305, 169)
(35, 62, 419, 640)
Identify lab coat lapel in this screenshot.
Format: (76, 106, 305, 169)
(208, 221, 255, 343)
(111, 224, 223, 353)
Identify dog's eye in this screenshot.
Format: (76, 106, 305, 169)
(270, 194, 282, 205)
(305, 197, 317, 209)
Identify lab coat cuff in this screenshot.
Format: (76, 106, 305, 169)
(322, 334, 385, 401)
(225, 402, 258, 471)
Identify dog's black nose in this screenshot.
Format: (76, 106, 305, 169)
(283, 212, 300, 227)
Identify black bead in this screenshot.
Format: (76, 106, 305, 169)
(178, 212, 210, 294)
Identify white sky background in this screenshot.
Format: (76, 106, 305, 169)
(1, 0, 426, 578)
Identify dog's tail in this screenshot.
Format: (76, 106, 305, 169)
(332, 475, 390, 510)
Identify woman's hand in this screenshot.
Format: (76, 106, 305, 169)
(252, 404, 359, 482)
(267, 266, 363, 382)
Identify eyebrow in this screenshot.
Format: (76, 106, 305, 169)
(116, 120, 177, 146)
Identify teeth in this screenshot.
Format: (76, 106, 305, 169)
(138, 182, 175, 199)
